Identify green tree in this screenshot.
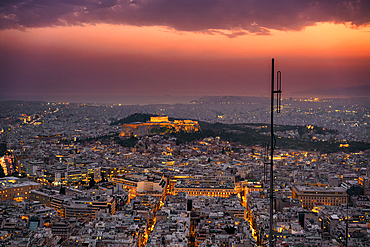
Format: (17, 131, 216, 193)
(0, 166, 5, 178)
(89, 178, 96, 188)
(59, 185, 66, 195)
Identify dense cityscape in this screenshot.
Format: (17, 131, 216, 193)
(0, 96, 369, 246)
(2, 0, 370, 246)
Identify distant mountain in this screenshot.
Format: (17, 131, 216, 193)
(293, 85, 370, 97)
(191, 96, 268, 104)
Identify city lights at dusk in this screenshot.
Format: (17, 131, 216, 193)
(1, 2, 370, 247)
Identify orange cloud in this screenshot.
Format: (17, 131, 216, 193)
(2, 22, 370, 59)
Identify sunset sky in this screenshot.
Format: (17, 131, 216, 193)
(1, 0, 370, 103)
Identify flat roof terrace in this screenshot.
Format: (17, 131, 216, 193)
(294, 185, 346, 194)
(174, 180, 235, 189)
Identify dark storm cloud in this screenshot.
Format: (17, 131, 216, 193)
(1, 0, 370, 36)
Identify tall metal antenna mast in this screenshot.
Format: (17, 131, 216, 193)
(269, 58, 282, 247)
(263, 143, 269, 184)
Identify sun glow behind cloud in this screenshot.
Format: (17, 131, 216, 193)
(2, 22, 370, 59)
(1, 19, 370, 101)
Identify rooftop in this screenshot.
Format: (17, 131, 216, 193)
(294, 185, 346, 193)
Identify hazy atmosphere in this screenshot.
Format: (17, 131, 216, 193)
(1, 2, 370, 246)
(1, 0, 370, 103)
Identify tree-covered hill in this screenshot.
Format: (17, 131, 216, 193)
(110, 113, 153, 125)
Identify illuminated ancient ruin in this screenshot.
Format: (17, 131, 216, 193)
(119, 116, 200, 137)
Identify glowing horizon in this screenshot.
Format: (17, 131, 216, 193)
(1, 0, 370, 102)
(2, 22, 370, 59)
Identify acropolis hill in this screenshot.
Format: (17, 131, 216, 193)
(119, 116, 200, 137)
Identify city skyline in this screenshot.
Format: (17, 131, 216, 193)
(1, 0, 370, 103)
(1, 2, 370, 244)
